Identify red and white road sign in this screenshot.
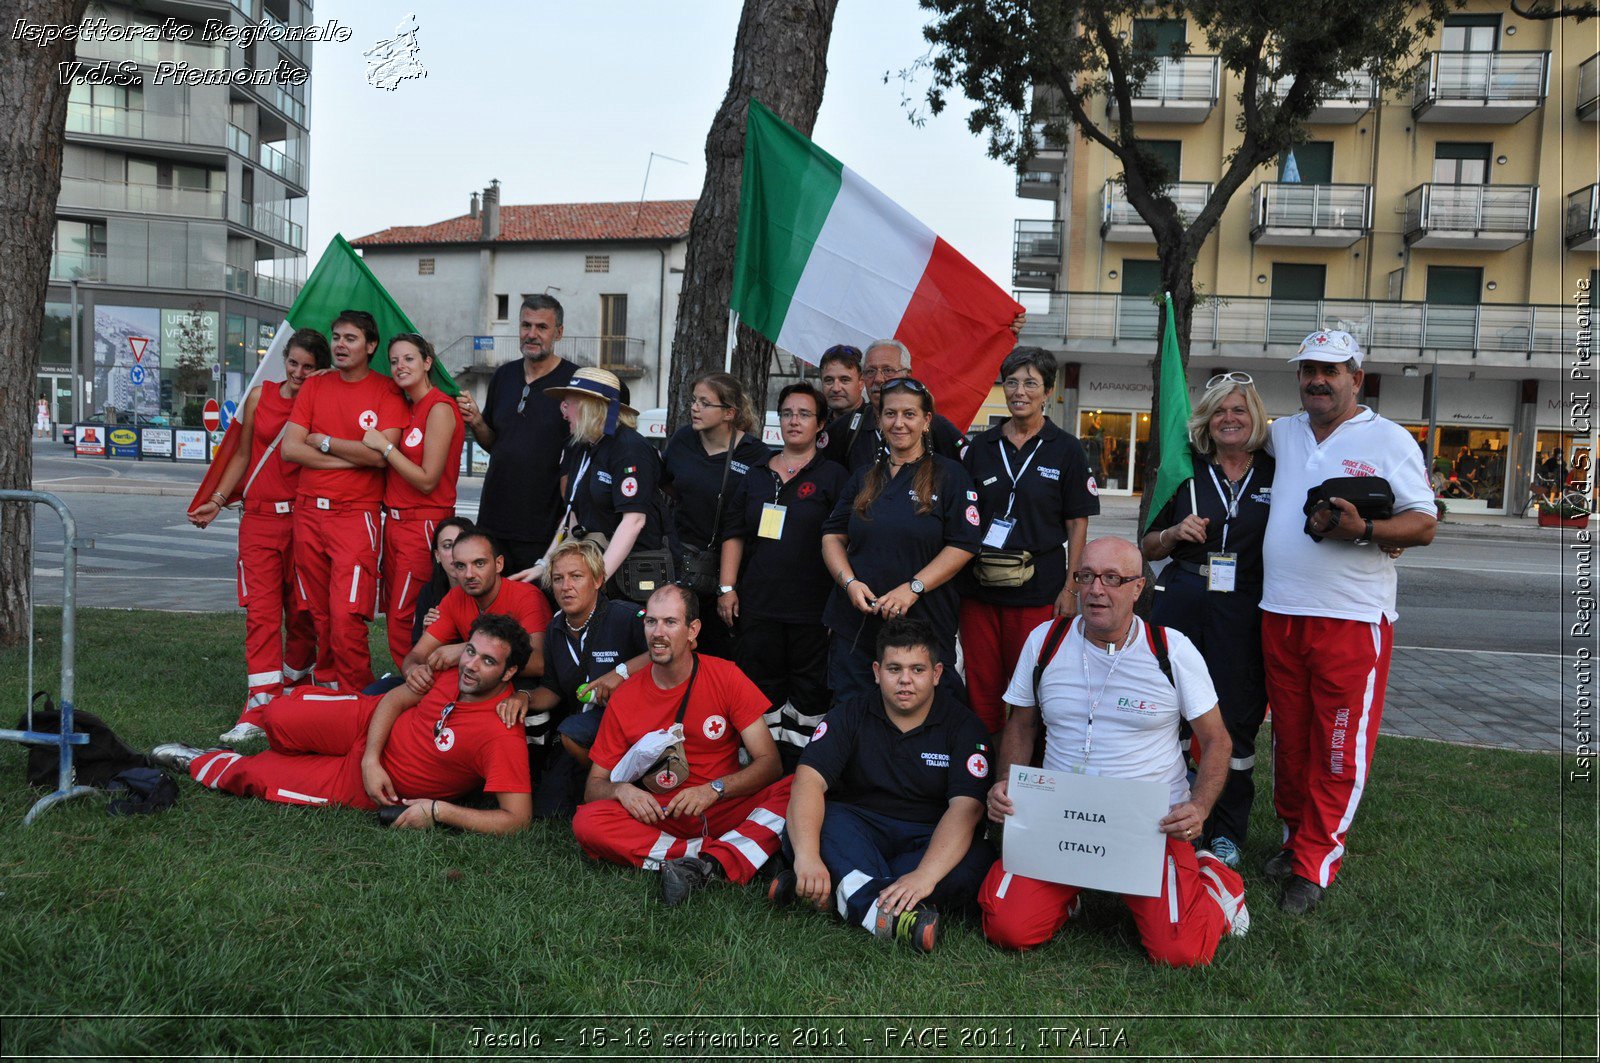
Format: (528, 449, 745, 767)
(202, 399, 221, 432)
(129, 337, 149, 364)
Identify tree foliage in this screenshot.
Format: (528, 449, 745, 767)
(1509, 0, 1595, 20)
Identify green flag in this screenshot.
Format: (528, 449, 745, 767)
(1143, 292, 1194, 533)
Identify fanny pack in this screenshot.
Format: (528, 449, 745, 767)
(616, 549, 676, 605)
(1302, 476, 1394, 542)
(973, 549, 1035, 588)
(623, 654, 700, 795)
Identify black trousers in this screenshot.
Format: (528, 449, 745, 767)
(739, 617, 830, 772)
(1150, 566, 1269, 847)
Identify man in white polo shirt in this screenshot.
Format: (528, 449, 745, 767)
(1261, 329, 1437, 915)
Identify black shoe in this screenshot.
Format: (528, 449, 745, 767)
(1263, 848, 1295, 882)
(873, 902, 941, 953)
(660, 855, 721, 907)
(1279, 875, 1326, 916)
(767, 869, 798, 907)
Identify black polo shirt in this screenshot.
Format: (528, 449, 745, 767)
(1148, 448, 1275, 588)
(477, 357, 578, 547)
(660, 425, 773, 556)
(541, 595, 648, 718)
(799, 692, 991, 824)
(960, 418, 1101, 606)
(559, 425, 664, 549)
(820, 453, 982, 663)
(820, 401, 969, 472)
(723, 451, 850, 624)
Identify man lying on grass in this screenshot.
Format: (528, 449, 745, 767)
(151, 613, 534, 835)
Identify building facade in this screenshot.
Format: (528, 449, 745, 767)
(1010, 1, 1596, 514)
(41, 0, 311, 429)
(351, 189, 692, 413)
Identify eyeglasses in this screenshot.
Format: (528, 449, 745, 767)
(1002, 377, 1045, 393)
(1071, 570, 1144, 587)
(880, 378, 928, 395)
(517, 382, 532, 415)
(862, 365, 910, 381)
(688, 398, 732, 411)
(1206, 372, 1254, 391)
(433, 701, 457, 740)
(778, 409, 817, 421)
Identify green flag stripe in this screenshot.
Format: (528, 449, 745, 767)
(731, 99, 845, 341)
(1143, 292, 1195, 533)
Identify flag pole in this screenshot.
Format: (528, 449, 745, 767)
(724, 309, 739, 374)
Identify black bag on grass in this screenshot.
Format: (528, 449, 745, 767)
(17, 693, 149, 789)
(106, 767, 178, 816)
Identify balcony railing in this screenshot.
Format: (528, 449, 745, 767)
(473, 335, 648, 373)
(1015, 291, 1575, 358)
(1580, 53, 1600, 119)
(1102, 180, 1212, 238)
(1252, 183, 1373, 243)
(1118, 54, 1219, 105)
(240, 203, 305, 248)
(1412, 51, 1549, 115)
(66, 102, 208, 145)
(226, 264, 302, 305)
(1403, 184, 1538, 244)
(226, 123, 253, 156)
(47, 248, 301, 301)
(1267, 70, 1377, 122)
(75, 28, 225, 69)
(50, 251, 107, 282)
(1014, 219, 1063, 260)
(1017, 168, 1062, 199)
(59, 176, 224, 219)
(258, 142, 306, 188)
(1566, 185, 1600, 250)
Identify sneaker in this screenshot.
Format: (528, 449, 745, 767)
(219, 722, 266, 745)
(659, 855, 721, 908)
(767, 869, 798, 908)
(1279, 875, 1326, 916)
(1263, 848, 1295, 882)
(1208, 836, 1242, 869)
(149, 742, 207, 773)
(1196, 851, 1250, 938)
(873, 903, 940, 953)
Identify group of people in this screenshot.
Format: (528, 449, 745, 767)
(162, 305, 1434, 964)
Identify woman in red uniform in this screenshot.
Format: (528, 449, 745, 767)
(363, 332, 465, 671)
(188, 328, 329, 743)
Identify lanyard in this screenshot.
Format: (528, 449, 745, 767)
(998, 436, 1045, 520)
(1205, 464, 1255, 554)
(1076, 616, 1136, 765)
(566, 450, 593, 509)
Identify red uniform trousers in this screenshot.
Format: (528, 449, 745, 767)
(380, 507, 450, 670)
(573, 776, 794, 884)
(978, 840, 1245, 967)
(959, 599, 1057, 734)
(293, 504, 382, 692)
(235, 506, 317, 723)
(192, 689, 379, 809)
(1262, 612, 1392, 889)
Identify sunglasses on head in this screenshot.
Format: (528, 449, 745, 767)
(1206, 371, 1254, 390)
(880, 377, 929, 395)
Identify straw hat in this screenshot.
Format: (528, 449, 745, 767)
(545, 366, 639, 416)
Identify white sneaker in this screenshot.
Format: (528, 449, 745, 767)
(219, 722, 267, 745)
(1197, 850, 1250, 938)
(149, 742, 207, 773)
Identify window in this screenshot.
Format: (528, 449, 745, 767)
(1120, 260, 1162, 296)
(585, 254, 611, 273)
(1133, 19, 1186, 54)
(495, 294, 509, 321)
(1142, 140, 1182, 180)
(1280, 142, 1333, 183)
(1433, 142, 1492, 184)
(1271, 263, 1326, 301)
(1442, 14, 1499, 52)
(418, 257, 435, 275)
(1425, 265, 1483, 305)
(600, 294, 628, 365)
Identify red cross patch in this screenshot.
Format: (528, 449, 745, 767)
(798, 481, 816, 499)
(358, 410, 378, 430)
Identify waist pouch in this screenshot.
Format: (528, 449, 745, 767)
(1302, 476, 1394, 542)
(974, 549, 1035, 589)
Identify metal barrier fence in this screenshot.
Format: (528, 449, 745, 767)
(0, 491, 97, 824)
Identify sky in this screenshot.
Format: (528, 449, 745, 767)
(304, 0, 1049, 287)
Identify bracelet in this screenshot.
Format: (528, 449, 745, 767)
(383, 443, 395, 459)
(843, 576, 858, 591)
(212, 491, 226, 504)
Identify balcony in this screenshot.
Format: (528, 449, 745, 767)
(1106, 55, 1220, 124)
(1580, 53, 1600, 121)
(1017, 167, 1061, 201)
(1412, 51, 1549, 123)
(59, 176, 224, 220)
(1566, 185, 1600, 252)
(1251, 183, 1373, 247)
(50, 251, 107, 282)
(1268, 71, 1377, 123)
(226, 123, 253, 156)
(226, 265, 302, 306)
(1013, 220, 1062, 290)
(1024, 119, 1070, 172)
(66, 102, 222, 148)
(258, 142, 306, 189)
(1014, 291, 1576, 362)
(472, 335, 648, 377)
(1101, 180, 1211, 242)
(239, 203, 305, 248)
(1403, 184, 1537, 250)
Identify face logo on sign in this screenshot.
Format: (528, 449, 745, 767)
(703, 715, 727, 740)
(620, 476, 639, 498)
(435, 728, 456, 752)
(1086, 475, 1100, 497)
(404, 427, 424, 448)
(797, 481, 816, 500)
(655, 769, 680, 790)
(811, 720, 828, 741)
(358, 410, 379, 430)
(967, 753, 989, 778)
(965, 505, 980, 526)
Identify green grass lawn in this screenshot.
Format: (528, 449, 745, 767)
(0, 608, 1593, 1060)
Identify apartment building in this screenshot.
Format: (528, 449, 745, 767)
(41, 0, 311, 428)
(1010, 1, 1596, 514)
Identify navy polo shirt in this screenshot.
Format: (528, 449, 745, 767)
(1148, 449, 1275, 588)
(723, 452, 851, 624)
(820, 453, 982, 662)
(821, 402, 970, 472)
(660, 425, 773, 556)
(799, 692, 991, 824)
(960, 418, 1102, 606)
(477, 357, 578, 547)
(559, 425, 664, 549)
(541, 595, 648, 718)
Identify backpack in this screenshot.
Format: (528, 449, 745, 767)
(18, 694, 150, 789)
(1031, 616, 1174, 711)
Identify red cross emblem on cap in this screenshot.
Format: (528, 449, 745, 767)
(1313, 333, 1329, 344)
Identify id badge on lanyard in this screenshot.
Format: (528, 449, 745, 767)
(988, 438, 1042, 550)
(758, 503, 787, 540)
(1206, 553, 1238, 592)
(1204, 464, 1253, 594)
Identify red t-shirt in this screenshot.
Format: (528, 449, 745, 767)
(380, 670, 531, 797)
(385, 386, 465, 511)
(425, 578, 553, 645)
(589, 654, 769, 791)
(289, 370, 409, 504)
(245, 384, 300, 505)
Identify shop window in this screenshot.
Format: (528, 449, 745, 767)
(1407, 424, 1510, 509)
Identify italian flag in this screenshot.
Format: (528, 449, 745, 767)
(189, 235, 458, 512)
(731, 100, 1023, 434)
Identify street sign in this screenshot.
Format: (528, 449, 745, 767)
(220, 400, 237, 431)
(210, 362, 222, 380)
(202, 398, 221, 432)
(128, 337, 149, 364)
(473, 336, 495, 351)
(129, 365, 146, 386)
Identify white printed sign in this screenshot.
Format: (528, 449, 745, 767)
(1001, 766, 1169, 897)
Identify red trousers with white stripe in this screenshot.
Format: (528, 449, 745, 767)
(572, 776, 794, 885)
(959, 599, 1056, 734)
(978, 840, 1242, 967)
(192, 688, 379, 809)
(293, 506, 382, 693)
(380, 510, 445, 670)
(236, 509, 317, 722)
(1262, 613, 1392, 888)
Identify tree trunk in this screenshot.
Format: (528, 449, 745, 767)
(666, 0, 840, 431)
(0, 0, 89, 646)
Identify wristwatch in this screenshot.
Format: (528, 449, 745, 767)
(383, 443, 395, 460)
(909, 578, 926, 596)
(318, 435, 332, 454)
(709, 779, 726, 799)
(614, 662, 630, 681)
(1353, 519, 1374, 546)
(718, 584, 736, 595)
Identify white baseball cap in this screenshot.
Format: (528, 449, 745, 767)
(1290, 328, 1363, 369)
